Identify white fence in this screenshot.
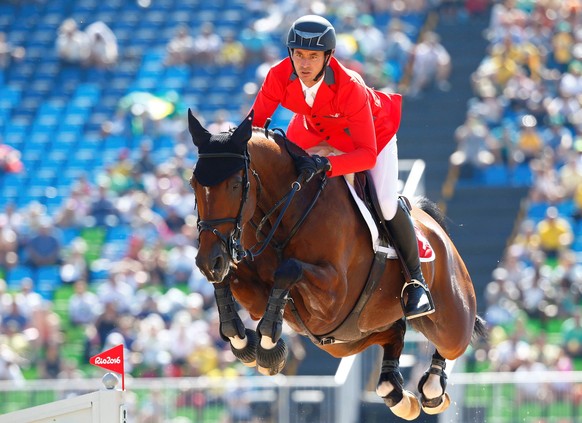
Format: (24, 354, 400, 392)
(1, 365, 582, 422)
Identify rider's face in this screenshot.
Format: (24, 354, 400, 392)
(291, 49, 325, 87)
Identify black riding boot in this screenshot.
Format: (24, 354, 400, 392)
(385, 198, 435, 319)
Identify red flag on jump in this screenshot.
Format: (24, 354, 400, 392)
(90, 344, 125, 390)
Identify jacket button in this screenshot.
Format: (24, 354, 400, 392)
(325, 136, 330, 140)
(312, 115, 316, 118)
(319, 129, 324, 132)
(315, 122, 320, 126)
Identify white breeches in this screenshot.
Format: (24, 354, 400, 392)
(370, 136, 399, 221)
(306, 136, 400, 221)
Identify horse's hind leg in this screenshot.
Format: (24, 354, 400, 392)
(214, 281, 259, 367)
(376, 319, 421, 421)
(418, 350, 451, 415)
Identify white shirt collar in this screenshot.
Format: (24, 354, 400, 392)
(300, 75, 324, 107)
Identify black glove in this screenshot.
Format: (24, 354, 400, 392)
(294, 155, 331, 182)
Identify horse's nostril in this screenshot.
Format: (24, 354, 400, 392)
(212, 255, 224, 275)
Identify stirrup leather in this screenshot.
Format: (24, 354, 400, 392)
(399, 279, 435, 318)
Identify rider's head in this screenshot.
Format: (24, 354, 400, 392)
(286, 15, 336, 85)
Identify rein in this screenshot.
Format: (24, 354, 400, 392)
(196, 131, 327, 264)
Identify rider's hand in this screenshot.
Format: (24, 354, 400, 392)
(294, 155, 331, 182)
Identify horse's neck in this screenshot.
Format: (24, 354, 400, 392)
(250, 136, 295, 200)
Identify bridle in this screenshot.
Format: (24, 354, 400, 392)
(195, 133, 327, 264)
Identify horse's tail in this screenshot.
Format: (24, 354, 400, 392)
(472, 315, 488, 345)
(413, 196, 450, 236)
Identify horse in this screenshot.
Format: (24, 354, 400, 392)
(187, 109, 486, 421)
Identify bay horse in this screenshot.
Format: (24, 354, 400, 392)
(187, 109, 486, 420)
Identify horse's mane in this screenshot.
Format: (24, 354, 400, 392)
(249, 126, 307, 159)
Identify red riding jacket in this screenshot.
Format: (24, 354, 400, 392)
(251, 56, 402, 177)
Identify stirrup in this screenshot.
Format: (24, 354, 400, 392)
(400, 279, 435, 319)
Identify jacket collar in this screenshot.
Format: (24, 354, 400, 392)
(288, 64, 336, 110)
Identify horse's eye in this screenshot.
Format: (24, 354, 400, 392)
(232, 176, 243, 191)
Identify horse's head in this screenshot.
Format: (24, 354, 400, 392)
(188, 109, 256, 282)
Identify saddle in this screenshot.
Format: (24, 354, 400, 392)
(352, 171, 409, 245)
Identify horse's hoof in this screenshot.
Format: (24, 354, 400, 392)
(256, 338, 288, 376)
(387, 390, 421, 421)
(422, 392, 451, 415)
(231, 329, 259, 367)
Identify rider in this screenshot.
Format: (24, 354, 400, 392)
(249, 15, 434, 319)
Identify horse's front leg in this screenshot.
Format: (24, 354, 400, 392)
(213, 280, 259, 368)
(255, 259, 303, 375)
(376, 319, 421, 421)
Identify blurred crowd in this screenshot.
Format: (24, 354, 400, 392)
(454, 0, 582, 404)
(0, 0, 461, 406)
(14, 0, 582, 419)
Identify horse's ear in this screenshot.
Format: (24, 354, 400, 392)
(188, 108, 211, 147)
(231, 110, 254, 148)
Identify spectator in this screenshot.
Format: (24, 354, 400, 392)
(85, 21, 118, 69)
(514, 353, 551, 404)
(97, 274, 134, 314)
(574, 170, 582, 222)
(30, 300, 63, 349)
(255, 46, 281, 83)
(164, 25, 195, 66)
(166, 236, 198, 286)
(351, 14, 384, 62)
(0, 202, 24, 235)
(550, 21, 574, 72)
(23, 218, 62, 268)
(383, 19, 414, 83)
(163, 205, 186, 238)
(93, 301, 121, 350)
(55, 18, 90, 65)
(0, 344, 25, 383)
(59, 237, 89, 284)
(407, 31, 452, 98)
(558, 150, 582, 198)
(0, 31, 25, 69)
(561, 309, 582, 359)
(88, 183, 121, 227)
(133, 140, 156, 176)
(38, 342, 63, 379)
(207, 109, 235, 134)
(450, 111, 497, 175)
(132, 313, 170, 377)
(218, 30, 246, 68)
(68, 280, 101, 326)
(535, 206, 574, 261)
(54, 186, 91, 229)
(239, 23, 271, 66)
(192, 22, 222, 66)
(2, 298, 28, 333)
(529, 156, 565, 204)
(0, 137, 23, 174)
(515, 115, 544, 163)
(0, 214, 19, 271)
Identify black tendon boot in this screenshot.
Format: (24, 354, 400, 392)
(385, 198, 435, 319)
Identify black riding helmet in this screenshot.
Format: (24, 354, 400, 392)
(287, 15, 336, 51)
(286, 15, 336, 82)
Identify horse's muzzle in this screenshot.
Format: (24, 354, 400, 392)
(196, 245, 230, 283)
